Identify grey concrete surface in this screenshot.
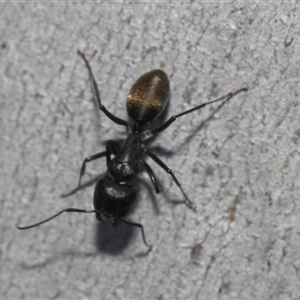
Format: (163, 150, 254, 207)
(1, 2, 300, 299)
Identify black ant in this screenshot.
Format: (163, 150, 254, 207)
(17, 50, 247, 248)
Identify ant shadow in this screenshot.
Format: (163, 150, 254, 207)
(19, 250, 97, 270)
(177, 96, 232, 151)
(148, 97, 233, 157)
(94, 222, 134, 255)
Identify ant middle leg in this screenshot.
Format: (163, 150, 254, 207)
(143, 147, 196, 211)
(141, 159, 160, 193)
(61, 140, 120, 197)
(61, 151, 106, 197)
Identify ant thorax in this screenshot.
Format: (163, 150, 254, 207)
(126, 123, 153, 142)
(141, 130, 154, 142)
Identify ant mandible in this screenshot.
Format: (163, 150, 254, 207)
(18, 50, 247, 248)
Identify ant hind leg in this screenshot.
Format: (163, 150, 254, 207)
(77, 50, 128, 127)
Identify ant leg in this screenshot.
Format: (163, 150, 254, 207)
(152, 87, 248, 134)
(77, 152, 108, 187)
(60, 176, 100, 197)
(141, 159, 160, 193)
(17, 208, 96, 230)
(77, 50, 128, 127)
(62, 140, 120, 197)
(117, 216, 152, 249)
(143, 147, 196, 211)
(61, 151, 107, 197)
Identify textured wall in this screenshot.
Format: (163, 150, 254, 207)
(1, 2, 299, 299)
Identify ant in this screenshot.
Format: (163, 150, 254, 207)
(17, 50, 247, 249)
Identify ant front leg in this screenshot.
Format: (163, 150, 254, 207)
(61, 140, 120, 197)
(142, 147, 196, 211)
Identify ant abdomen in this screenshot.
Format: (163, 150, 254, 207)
(126, 69, 170, 125)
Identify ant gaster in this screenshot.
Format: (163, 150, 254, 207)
(18, 50, 247, 248)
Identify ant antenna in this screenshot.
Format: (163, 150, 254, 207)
(17, 208, 96, 230)
(116, 216, 152, 249)
(17, 209, 152, 249)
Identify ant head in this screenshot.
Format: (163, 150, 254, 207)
(126, 69, 170, 126)
(93, 176, 138, 220)
(95, 212, 119, 226)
